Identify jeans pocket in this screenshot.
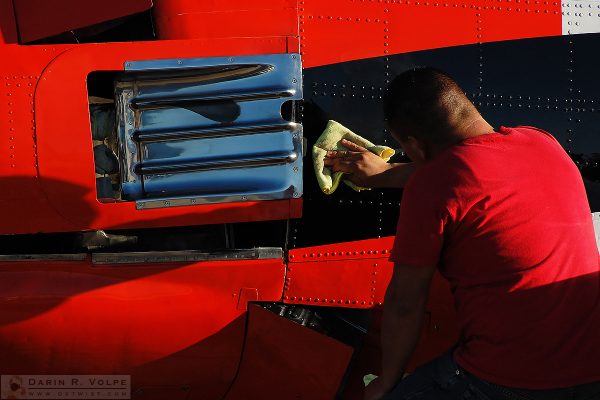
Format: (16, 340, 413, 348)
(463, 372, 533, 400)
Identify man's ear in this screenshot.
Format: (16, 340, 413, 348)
(405, 136, 428, 163)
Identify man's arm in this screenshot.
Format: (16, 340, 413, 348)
(324, 139, 416, 188)
(365, 262, 436, 400)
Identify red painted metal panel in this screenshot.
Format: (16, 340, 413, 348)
(299, 0, 388, 68)
(154, 0, 298, 14)
(0, 45, 77, 233)
(0, 257, 285, 399)
(0, 38, 302, 234)
(299, 0, 563, 68)
(285, 237, 395, 308)
(385, 1, 478, 55)
(479, 7, 561, 43)
(153, 0, 298, 40)
(13, 0, 153, 43)
(0, 0, 17, 44)
(224, 304, 353, 400)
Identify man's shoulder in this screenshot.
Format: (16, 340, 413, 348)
(497, 125, 562, 147)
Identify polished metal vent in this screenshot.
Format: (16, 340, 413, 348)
(115, 54, 303, 209)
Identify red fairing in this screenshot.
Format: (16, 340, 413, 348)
(153, 0, 299, 40)
(152, 0, 562, 68)
(13, 0, 153, 43)
(0, 257, 284, 397)
(0, 39, 301, 234)
(299, 0, 561, 67)
(223, 305, 353, 400)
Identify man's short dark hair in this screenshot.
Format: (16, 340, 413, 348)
(383, 67, 476, 142)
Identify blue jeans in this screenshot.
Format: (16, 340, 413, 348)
(382, 351, 600, 400)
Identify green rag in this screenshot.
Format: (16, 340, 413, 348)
(313, 120, 395, 194)
(363, 374, 378, 387)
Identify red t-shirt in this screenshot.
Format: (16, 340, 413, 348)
(390, 126, 600, 389)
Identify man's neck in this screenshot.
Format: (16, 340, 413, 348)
(455, 117, 495, 141)
(428, 117, 494, 158)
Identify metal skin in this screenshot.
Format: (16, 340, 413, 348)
(11, 0, 153, 43)
(0, 38, 302, 235)
(0, 256, 285, 399)
(1, 0, 600, 399)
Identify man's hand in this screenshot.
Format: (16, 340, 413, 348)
(363, 377, 389, 400)
(324, 139, 393, 188)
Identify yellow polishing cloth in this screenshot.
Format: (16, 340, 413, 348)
(313, 120, 395, 194)
(363, 374, 378, 387)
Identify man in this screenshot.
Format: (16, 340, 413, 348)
(325, 68, 600, 400)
